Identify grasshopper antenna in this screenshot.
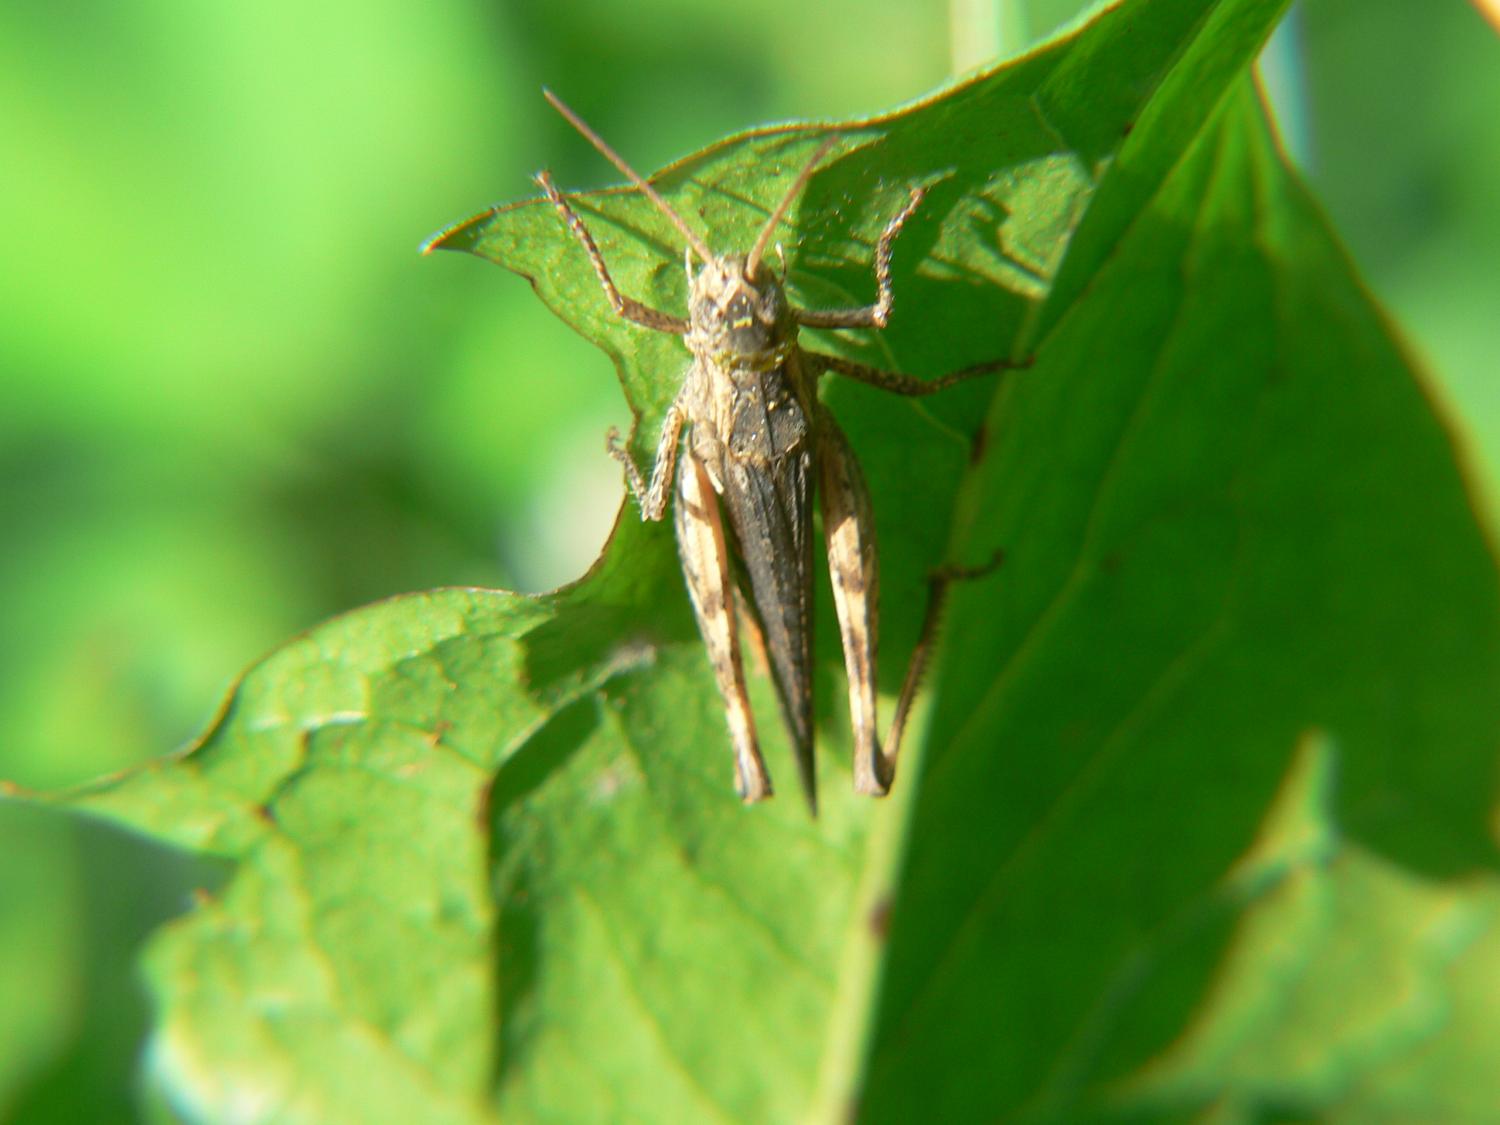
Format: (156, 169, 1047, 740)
(746, 135, 838, 280)
(543, 88, 714, 263)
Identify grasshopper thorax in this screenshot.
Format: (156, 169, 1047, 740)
(688, 253, 795, 370)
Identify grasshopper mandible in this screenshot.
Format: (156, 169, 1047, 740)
(536, 91, 1018, 810)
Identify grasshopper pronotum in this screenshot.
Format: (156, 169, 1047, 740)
(536, 91, 1019, 810)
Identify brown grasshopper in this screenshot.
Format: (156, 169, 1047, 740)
(536, 91, 1017, 810)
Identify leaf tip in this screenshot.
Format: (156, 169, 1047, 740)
(419, 211, 495, 256)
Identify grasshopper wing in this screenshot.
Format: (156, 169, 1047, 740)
(718, 365, 817, 810)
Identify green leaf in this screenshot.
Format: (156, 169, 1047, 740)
(860, 79, 1500, 1121)
(0, 810, 211, 1123)
(8, 0, 1497, 1120)
(1126, 732, 1500, 1121)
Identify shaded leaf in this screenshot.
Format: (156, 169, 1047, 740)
(1128, 733, 1500, 1122)
(862, 80, 1500, 1120)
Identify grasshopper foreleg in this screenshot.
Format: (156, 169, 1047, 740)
(535, 170, 689, 336)
(795, 187, 926, 330)
(793, 181, 1030, 393)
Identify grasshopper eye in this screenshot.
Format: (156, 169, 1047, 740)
(724, 292, 770, 351)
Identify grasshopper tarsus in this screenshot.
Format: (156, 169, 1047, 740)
(932, 549, 1006, 586)
(931, 351, 1036, 391)
(604, 424, 655, 517)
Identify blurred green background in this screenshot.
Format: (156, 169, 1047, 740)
(1, 0, 1495, 1118)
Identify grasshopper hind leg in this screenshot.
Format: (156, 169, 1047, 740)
(816, 414, 888, 795)
(818, 411, 999, 796)
(674, 447, 774, 802)
(881, 554, 1000, 785)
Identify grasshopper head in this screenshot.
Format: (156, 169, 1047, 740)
(540, 90, 836, 368)
(688, 254, 792, 363)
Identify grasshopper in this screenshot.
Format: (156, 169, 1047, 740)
(536, 91, 1017, 810)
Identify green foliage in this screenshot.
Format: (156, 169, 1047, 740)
(6, 0, 1499, 1120)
